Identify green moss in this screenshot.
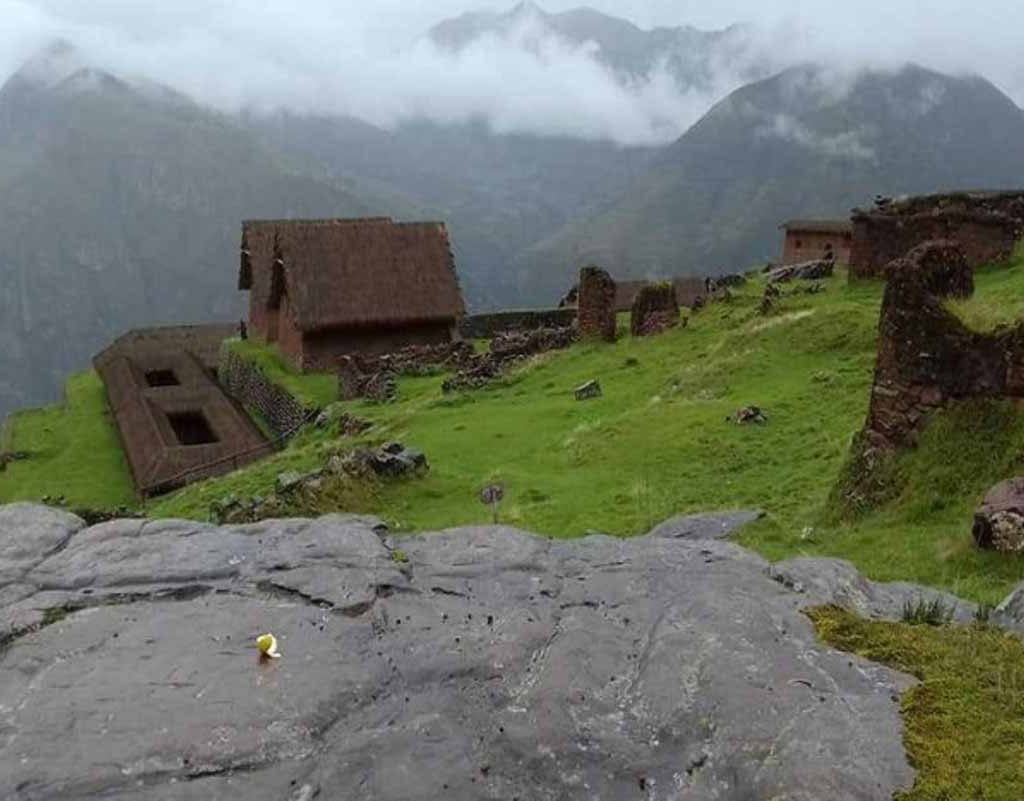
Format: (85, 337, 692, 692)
(0, 371, 136, 509)
(223, 338, 336, 409)
(810, 606, 1024, 800)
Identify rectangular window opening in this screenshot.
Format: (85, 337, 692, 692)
(146, 369, 180, 388)
(167, 411, 219, 446)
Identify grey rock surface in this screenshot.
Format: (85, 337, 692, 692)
(995, 580, 1024, 634)
(0, 505, 919, 800)
(767, 557, 978, 624)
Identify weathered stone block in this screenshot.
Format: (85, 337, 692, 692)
(577, 266, 617, 342)
(630, 284, 680, 337)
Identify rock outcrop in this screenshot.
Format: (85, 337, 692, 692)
(974, 477, 1024, 553)
(0, 503, 929, 800)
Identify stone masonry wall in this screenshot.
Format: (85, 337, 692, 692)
(630, 284, 680, 337)
(850, 195, 1023, 280)
(857, 240, 1024, 456)
(218, 346, 316, 440)
(458, 309, 576, 340)
(577, 266, 617, 342)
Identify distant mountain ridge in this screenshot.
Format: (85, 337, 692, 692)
(511, 63, 1024, 303)
(428, 2, 766, 92)
(0, 44, 409, 420)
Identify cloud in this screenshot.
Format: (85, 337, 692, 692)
(757, 114, 876, 161)
(1, 1, 1024, 147)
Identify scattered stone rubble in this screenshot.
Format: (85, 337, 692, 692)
(210, 442, 428, 524)
(338, 343, 475, 402)
(443, 326, 578, 393)
(314, 405, 374, 436)
(767, 256, 835, 284)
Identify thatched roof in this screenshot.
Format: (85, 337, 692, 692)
(240, 218, 465, 332)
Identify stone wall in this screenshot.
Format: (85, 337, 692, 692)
(630, 284, 680, 337)
(218, 346, 315, 439)
(850, 191, 1024, 279)
(577, 266, 617, 342)
(458, 309, 576, 340)
(855, 240, 1024, 456)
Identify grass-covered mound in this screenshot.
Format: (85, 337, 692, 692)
(812, 606, 1024, 800)
(0, 371, 135, 509)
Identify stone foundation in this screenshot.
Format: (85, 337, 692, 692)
(577, 266, 617, 342)
(219, 346, 315, 439)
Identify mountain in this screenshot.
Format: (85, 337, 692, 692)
(427, 2, 765, 92)
(513, 64, 1024, 303)
(0, 44, 410, 421)
(248, 113, 656, 309)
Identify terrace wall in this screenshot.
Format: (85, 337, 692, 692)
(218, 346, 316, 439)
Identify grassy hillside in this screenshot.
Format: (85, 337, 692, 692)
(8, 260, 1024, 605)
(0, 371, 135, 509)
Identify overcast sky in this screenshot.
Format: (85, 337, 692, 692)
(2, 0, 1022, 145)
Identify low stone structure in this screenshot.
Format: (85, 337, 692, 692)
(561, 276, 705, 313)
(337, 356, 397, 403)
(458, 308, 575, 339)
(94, 327, 268, 497)
(850, 191, 1024, 280)
(576, 266, 617, 342)
(337, 342, 474, 402)
(767, 256, 835, 284)
(219, 345, 316, 438)
(630, 283, 680, 337)
(443, 326, 578, 393)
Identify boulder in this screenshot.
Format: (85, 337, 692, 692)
(731, 405, 768, 425)
(973, 477, 1024, 552)
(767, 258, 835, 284)
(574, 379, 602, 401)
(0, 506, 920, 800)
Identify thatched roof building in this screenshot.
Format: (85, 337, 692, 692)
(240, 218, 465, 371)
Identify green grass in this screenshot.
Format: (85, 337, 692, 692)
(0, 371, 136, 510)
(155, 272, 883, 535)
(811, 606, 1024, 800)
(11, 258, 1024, 605)
(223, 338, 336, 408)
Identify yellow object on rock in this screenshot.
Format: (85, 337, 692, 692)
(256, 633, 281, 659)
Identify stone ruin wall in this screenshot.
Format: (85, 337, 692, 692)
(630, 284, 680, 337)
(218, 346, 315, 439)
(855, 240, 1024, 458)
(577, 266, 617, 342)
(850, 191, 1024, 280)
(458, 309, 576, 340)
